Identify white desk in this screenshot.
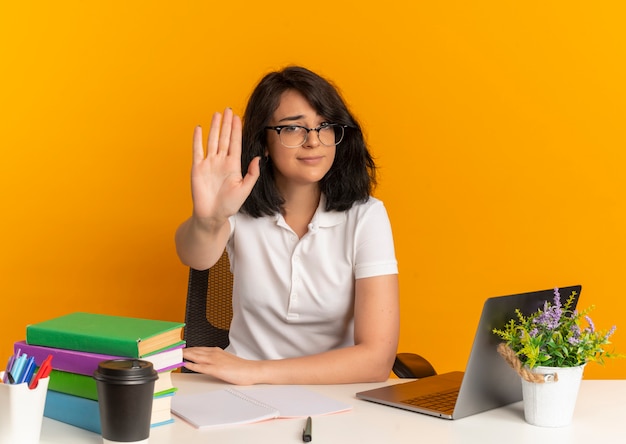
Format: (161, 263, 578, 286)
(40, 374, 626, 444)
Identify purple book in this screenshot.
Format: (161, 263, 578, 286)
(14, 340, 184, 376)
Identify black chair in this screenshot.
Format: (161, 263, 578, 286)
(183, 251, 437, 378)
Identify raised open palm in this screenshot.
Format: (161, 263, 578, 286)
(191, 108, 260, 223)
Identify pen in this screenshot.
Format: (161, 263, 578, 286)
(2, 355, 15, 384)
(29, 354, 53, 389)
(22, 357, 37, 384)
(18, 356, 36, 384)
(302, 416, 312, 442)
(5, 371, 15, 384)
(10, 353, 27, 383)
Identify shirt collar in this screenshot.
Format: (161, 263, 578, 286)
(312, 194, 346, 229)
(274, 194, 346, 232)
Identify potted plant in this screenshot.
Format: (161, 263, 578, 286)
(493, 287, 619, 427)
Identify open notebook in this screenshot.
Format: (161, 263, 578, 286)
(171, 385, 352, 428)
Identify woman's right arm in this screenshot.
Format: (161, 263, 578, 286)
(175, 108, 260, 270)
(174, 214, 231, 271)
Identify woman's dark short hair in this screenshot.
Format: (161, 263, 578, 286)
(240, 66, 377, 217)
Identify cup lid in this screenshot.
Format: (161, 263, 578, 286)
(93, 359, 158, 382)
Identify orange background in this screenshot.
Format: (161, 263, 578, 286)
(1, 2, 624, 379)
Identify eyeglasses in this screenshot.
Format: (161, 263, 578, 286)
(265, 123, 347, 148)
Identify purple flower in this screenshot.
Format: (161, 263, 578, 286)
(534, 302, 562, 330)
(553, 288, 561, 306)
(494, 288, 619, 368)
(568, 336, 581, 345)
(568, 323, 581, 345)
(606, 325, 617, 339)
(532, 289, 564, 330)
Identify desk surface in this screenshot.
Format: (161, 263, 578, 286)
(41, 374, 626, 444)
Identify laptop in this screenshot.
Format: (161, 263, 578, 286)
(356, 285, 582, 419)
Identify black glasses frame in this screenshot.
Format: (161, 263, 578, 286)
(265, 123, 347, 148)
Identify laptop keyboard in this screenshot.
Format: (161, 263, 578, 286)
(401, 388, 459, 415)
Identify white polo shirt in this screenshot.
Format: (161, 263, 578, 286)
(224, 196, 398, 360)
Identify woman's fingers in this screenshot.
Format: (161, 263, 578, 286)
(193, 108, 243, 170)
(217, 108, 234, 155)
(242, 156, 261, 190)
(228, 113, 242, 158)
(192, 125, 205, 165)
(205, 108, 235, 157)
(192, 109, 239, 165)
(188, 108, 252, 222)
(206, 111, 221, 156)
(182, 347, 255, 384)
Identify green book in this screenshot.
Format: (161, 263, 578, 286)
(48, 369, 99, 400)
(26, 312, 185, 358)
(48, 369, 177, 400)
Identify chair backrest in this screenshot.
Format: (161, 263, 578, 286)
(183, 250, 233, 351)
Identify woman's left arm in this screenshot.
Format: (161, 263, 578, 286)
(182, 273, 400, 384)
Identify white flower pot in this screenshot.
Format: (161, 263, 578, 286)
(521, 364, 586, 427)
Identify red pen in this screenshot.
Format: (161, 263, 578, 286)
(29, 354, 53, 389)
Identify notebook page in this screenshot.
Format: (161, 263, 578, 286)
(171, 388, 279, 428)
(234, 386, 352, 418)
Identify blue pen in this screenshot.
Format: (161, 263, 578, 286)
(10, 353, 28, 384)
(19, 356, 36, 384)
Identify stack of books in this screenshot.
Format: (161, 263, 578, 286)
(16, 312, 185, 433)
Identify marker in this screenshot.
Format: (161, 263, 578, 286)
(10, 353, 27, 383)
(302, 416, 312, 442)
(2, 355, 15, 384)
(29, 355, 53, 389)
(23, 357, 37, 384)
(18, 356, 36, 384)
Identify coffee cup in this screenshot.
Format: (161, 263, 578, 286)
(93, 359, 158, 444)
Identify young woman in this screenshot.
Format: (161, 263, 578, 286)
(175, 66, 399, 385)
